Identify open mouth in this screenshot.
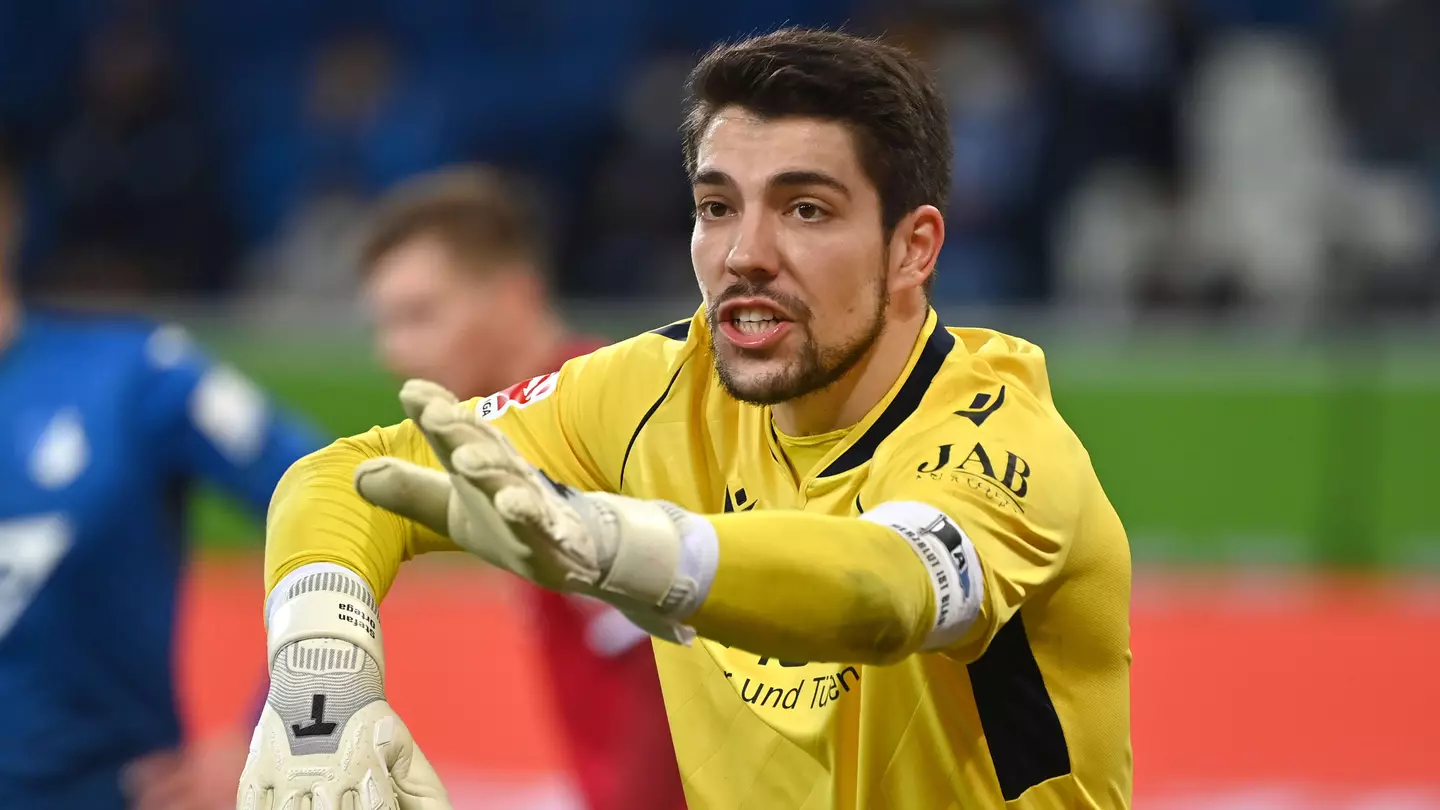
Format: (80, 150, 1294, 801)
(716, 299, 793, 350)
(729, 306, 785, 335)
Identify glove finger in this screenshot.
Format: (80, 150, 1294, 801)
(398, 379, 458, 424)
(449, 441, 537, 498)
(401, 385, 468, 476)
(237, 783, 272, 810)
(493, 483, 603, 587)
(354, 458, 452, 537)
(272, 790, 305, 810)
(491, 484, 552, 534)
(469, 415, 526, 457)
(415, 399, 506, 474)
(409, 400, 462, 475)
(362, 716, 419, 810)
(449, 475, 537, 570)
(356, 773, 399, 810)
(390, 741, 452, 810)
(313, 782, 359, 810)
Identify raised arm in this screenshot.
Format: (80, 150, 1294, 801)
(240, 332, 687, 810)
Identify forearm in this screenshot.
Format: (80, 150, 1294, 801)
(687, 511, 935, 665)
(265, 429, 457, 600)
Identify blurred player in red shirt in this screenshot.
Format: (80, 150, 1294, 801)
(357, 165, 685, 810)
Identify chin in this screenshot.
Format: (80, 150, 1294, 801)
(722, 345, 790, 373)
(715, 358, 803, 405)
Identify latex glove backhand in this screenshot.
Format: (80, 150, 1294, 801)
(239, 566, 450, 810)
(354, 380, 717, 642)
(239, 700, 444, 810)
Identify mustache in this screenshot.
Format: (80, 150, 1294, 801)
(707, 282, 811, 322)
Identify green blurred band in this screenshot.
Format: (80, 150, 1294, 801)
(189, 325, 1439, 571)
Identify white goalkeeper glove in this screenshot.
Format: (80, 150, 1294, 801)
(237, 564, 451, 810)
(353, 379, 718, 644)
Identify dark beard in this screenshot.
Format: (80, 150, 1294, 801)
(708, 277, 889, 406)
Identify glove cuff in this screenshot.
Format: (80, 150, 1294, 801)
(661, 503, 719, 620)
(265, 563, 386, 679)
(588, 492, 684, 607)
(583, 495, 718, 643)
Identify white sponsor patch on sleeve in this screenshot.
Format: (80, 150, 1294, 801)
(861, 500, 985, 651)
(475, 371, 559, 422)
(190, 364, 269, 465)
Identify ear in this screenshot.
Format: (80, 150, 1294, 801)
(888, 205, 944, 296)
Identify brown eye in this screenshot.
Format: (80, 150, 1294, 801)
(792, 203, 825, 221)
(698, 201, 730, 220)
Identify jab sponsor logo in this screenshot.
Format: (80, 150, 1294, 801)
(916, 441, 1031, 513)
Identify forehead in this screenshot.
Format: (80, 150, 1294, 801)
(695, 108, 866, 187)
(367, 236, 470, 297)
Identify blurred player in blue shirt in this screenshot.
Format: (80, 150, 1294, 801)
(0, 135, 326, 808)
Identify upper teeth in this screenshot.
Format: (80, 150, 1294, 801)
(733, 308, 777, 323)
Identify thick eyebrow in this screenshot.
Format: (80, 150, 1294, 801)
(768, 170, 850, 198)
(692, 168, 732, 188)
(691, 168, 851, 198)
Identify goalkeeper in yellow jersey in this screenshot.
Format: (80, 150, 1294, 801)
(240, 27, 1132, 810)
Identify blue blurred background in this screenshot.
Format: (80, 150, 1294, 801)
(4, 0, 1436, 312)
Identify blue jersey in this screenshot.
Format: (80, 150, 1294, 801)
(0, 310, 325, 808)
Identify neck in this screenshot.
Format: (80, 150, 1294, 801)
(772, 302, 929, 436)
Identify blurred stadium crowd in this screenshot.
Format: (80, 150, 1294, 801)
(2, 0, 1437, 318)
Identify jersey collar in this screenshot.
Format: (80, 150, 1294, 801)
(777, 309, 956, 480)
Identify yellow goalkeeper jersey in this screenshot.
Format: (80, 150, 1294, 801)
(268, 308, 1132, 809)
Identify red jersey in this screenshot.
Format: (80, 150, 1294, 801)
(523, 337, 685, 810)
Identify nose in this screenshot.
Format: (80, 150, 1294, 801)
(724, 209, 781, 283)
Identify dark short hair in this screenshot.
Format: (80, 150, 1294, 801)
(681, 27, 952, 238)
(360, 165, 545, 279)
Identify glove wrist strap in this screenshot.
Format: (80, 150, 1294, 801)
(265, 563, 386, 678)
(588, 493, 684, 607)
